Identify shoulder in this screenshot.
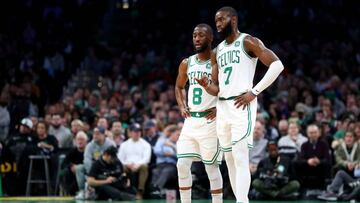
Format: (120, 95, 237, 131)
(140, 138, 151, 147)
(179, 57, 190, 68)
(243, 34, 261, 46)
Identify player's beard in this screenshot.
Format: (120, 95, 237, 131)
(194, 43, 209, 53)
(219, 21, 233, 40)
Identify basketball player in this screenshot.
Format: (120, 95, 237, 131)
(196, 7, 284, 203)
(175, 24, 223, 203)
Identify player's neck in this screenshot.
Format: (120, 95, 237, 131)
(196, 50, 211, 62)
(225, 30, 241, 44)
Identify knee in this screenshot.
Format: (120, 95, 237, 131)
(252, 179, 262, 188)
(177, 159, 192, 178)
(291, 181, 301, 190)
(75, 164, 85, 175)
(139, 165, 148, 172)
(205, 165, 221, 181)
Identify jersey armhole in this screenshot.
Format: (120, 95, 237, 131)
(186, 56, 191, 74)
(241, 34, 254, 60)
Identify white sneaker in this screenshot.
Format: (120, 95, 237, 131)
(75, 190, 85, 200)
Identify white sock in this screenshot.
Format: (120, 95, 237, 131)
(205, 164, 223, 203)
(211, 193, 223, 203)
(232, 141, 251, 203)
(224, 152, 237, 198)
(179, 189, 191, 203)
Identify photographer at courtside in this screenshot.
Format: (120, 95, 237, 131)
(252, 141, 300, 199)
(87, 146, 135, 200)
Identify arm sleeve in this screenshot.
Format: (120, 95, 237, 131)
(252, 60, 284, 95)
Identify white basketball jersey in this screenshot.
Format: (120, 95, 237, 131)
(187, 54, 217, 111)
(216, 33, 258, 98)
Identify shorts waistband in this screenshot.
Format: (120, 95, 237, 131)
(219, 96, 237, 100)
(190, 111, 209, 118)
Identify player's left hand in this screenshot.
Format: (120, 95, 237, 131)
(234, 91, 256, 110)
(205, 107, 216, 120)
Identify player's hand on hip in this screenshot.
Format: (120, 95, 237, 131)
(205, 107, 216, 120)
(195, 75, 209, 88)
(234, 91, 256, 110)
(180, 107, 191, 118)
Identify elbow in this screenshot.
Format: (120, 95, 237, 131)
(270, 60, 284, 74)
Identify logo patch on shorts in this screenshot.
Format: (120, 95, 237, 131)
(207, 120, 215, 124)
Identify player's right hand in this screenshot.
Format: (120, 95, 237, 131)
(205, 107, 216, 120)
(195, 75, 209, 88)
(180, 107, 191, 118)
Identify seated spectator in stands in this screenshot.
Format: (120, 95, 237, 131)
(354, 122, 360, 143)
(143, 119, 160, 147)
(318, 169, 360, 201)
(249, 121, 268, 175)
(61, 131, 88, 195)
(35, 120, 58, 155)
(109, 121, 125, 148)
(118, 123, 151, 200)
(334, 131, 360, 174)
(278, 119, 289, 138)
(5, 118, 35, 195)
(252, 141, 300, 199)
(6, 118, 35, 167)
(293, 124, 331, 189)
(97, 117, 112, 137)
(48, 113, 72, 149)
(152, 126, 179, 191)
(0, 97, 10, 142)
(143, 119, 161, 166)
(278, 122, 308, 160)
(71, 119, 84, 140)
(75, 126, 115, 199)
(87, 146, 135, 201)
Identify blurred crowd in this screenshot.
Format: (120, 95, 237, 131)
(0, 0, 359, 201)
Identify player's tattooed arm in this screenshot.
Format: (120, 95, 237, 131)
(175, 58, 191, 118)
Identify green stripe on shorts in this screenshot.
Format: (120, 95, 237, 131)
(232, 105, 252, 145)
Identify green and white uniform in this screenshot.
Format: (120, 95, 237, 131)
(215, 33, 258, 152)
(177, 54, 221, 165)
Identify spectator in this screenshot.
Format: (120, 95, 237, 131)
(278, 119, 289, 138)
(48, 113, 72, 149)
(252, 142, 300, 199)
(152, 126, 179, 191)
(318, 170, 360, 201)
(143, 119, 161, 166)
(118, 123, 152, 200)
(75, 126, 115, 199)
(60, 131, 88, 195)
(71, 119, 84, 139)
(6, 118, 35, 195)
(278, 122, 308, 160)
(87, 146, 135, 200)
(249, 121, 268, 175)
(34, 120, 58, 156)
(0, 96, 10, 141)
(293, 124, 331, 189)
(334, 131, 360, 174)
(143, 119, 160, 147)
(109, 121, 125, 148)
